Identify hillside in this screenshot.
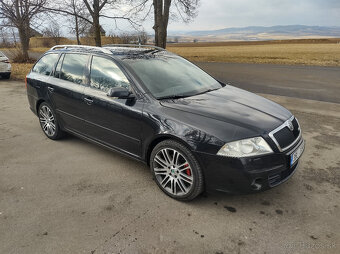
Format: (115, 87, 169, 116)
(168, 25, 340, 42)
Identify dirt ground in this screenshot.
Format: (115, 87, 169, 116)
(0, 81, 339, 254)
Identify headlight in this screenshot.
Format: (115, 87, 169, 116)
(217, 137, 273, 157)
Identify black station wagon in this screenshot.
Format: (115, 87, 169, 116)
(26, 44, 304, 201)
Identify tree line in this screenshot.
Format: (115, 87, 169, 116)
(0, 0, 199, 61)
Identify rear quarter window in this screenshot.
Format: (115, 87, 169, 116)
(32, 54, 59, 76)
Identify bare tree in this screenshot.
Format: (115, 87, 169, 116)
(118, 30, 148, 44)
(82, 0, 106, 46)
(119, 32, 135, 44)
(129, 0, 199, 48)
(68, 0, 90, 45)
(154, 0, 199, 48)
(138, 30, 148, 44)
(152, 0, 170, 49)
(46, 0, 140, 47)
(10, 27, 16, 44)
(43, 21, 62, 44)
(0, 0, 47, 61)
(0, 26, 9, 46)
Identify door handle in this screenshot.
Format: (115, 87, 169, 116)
(84, 97, 93, 105)
(47, 86, 54, 93)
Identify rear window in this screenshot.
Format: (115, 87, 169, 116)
(60, 54, 88, 84)
(32, 54, 59, 76)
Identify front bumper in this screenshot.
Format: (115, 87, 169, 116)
(195, 138, 304, 194)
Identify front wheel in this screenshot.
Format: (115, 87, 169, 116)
(150, 140, 204, 201)
(38, 102, 64, 140)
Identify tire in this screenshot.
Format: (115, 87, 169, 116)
(2, 73, 10, 79)
(150, 140, 204, 201)
(38, 102, 64, 140)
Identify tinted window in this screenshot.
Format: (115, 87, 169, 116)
(60, 54, 88, 84)
(90, 56, 130, 93)
(123, 53, 221, 99)
(54, 54, 64, 78)
(32, 54, 59, 76)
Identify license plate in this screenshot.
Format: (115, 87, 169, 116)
(290, 140, 304, 166)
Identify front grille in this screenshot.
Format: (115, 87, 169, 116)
(269, 116, 301, 151)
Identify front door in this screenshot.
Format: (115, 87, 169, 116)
(81, 55, 143, 158)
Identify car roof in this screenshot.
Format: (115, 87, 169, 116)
(47, 44, 168, 58)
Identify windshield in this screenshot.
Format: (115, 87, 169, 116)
(123, 53, 222, 99)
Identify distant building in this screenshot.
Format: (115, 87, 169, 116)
(29, 28, 43, 38)
(88, 25, 106, 36)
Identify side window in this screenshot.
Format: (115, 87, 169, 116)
(90, 56, 130, 93)
(60, 54, 88, 85)
(32, 54, 59, 76)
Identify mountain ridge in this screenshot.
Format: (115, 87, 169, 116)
(168, 25, 340, 41)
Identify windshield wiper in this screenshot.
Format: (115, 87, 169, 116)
(193, 87, 221, 96)
(157, 94, 191, 100)
(157, 87, 221, 100)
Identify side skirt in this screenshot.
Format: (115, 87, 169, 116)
(64, 128, 147, 164)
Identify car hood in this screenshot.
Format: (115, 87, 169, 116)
(160, 85, 292, 133)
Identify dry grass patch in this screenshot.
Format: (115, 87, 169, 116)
(30, 47, 50, 53)
(10, 63, 33, 80)
(168, 43, 340, 66)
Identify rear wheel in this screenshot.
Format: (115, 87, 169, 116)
(38, 102, 64, 140)
(150, 140, 204, 201)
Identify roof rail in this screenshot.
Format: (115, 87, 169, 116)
(103, 44, 165, 51)
(50, 45, 112, 54)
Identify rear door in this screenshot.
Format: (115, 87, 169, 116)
(27, 53, 60, 111)
(47, 53, 90, 132)
(81, 55, 144, 157)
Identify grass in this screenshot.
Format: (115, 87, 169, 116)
(10, 63, 33, 80)
(167, 43, 340, 66)
(30, 47, 49, 53)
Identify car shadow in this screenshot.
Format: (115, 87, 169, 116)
(57, 132, 300, 215)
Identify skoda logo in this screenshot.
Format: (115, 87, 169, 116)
(287, 120, 294, 131)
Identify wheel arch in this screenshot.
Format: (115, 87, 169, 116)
(36, 99, 45, 114)
(145, 134, 195, 166)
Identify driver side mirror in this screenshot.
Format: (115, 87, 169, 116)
(107, 87, 135, 99)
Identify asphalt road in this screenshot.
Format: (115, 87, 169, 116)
(196, 62, 340, 104)
(0, 80, 339, 254)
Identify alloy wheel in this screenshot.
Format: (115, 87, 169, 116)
(39, 105, 56, 137)
(153, 148, 194, 196)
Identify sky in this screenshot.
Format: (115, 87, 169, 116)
(112, 0, 340, 33)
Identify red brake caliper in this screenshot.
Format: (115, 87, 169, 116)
(184, 163, 191, 176)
